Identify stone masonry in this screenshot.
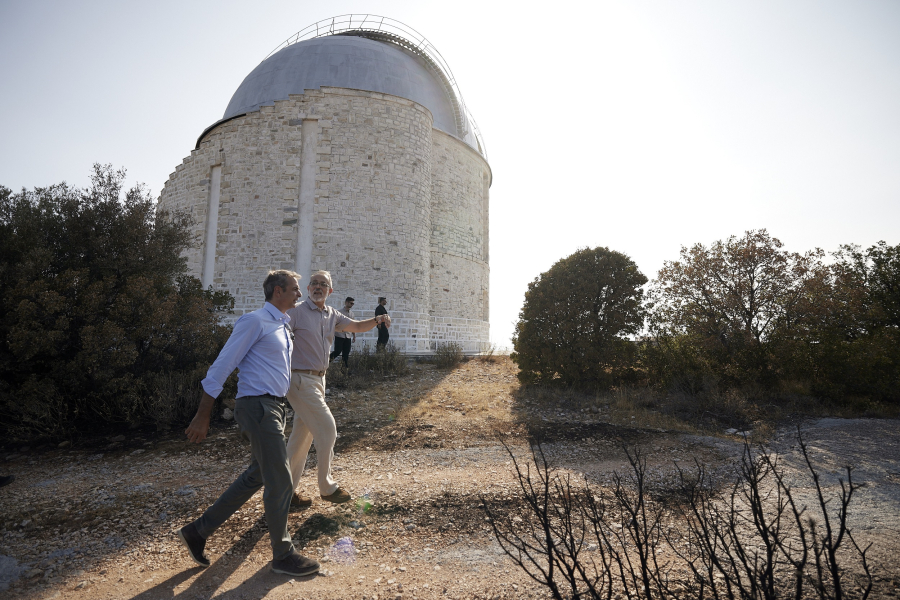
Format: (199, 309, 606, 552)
(158, 87, 491, 353)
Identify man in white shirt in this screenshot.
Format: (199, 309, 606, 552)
(177, 270, 319, 578)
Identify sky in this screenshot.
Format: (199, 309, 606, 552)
(2, 0, 898, 348)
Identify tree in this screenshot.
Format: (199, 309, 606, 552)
(802, 241, 900, 401)
(833, 241, 900, 331)
(0, 165, 233, 440)
(512, 247, 647, 388)
(646, 230, 828, 386)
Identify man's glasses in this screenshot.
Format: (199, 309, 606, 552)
(309, 281, 330, 289)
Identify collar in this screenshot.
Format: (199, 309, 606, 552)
(263, 302, 291, 323)
(301, 298, 329, 313)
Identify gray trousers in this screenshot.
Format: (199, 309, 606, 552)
(193, 395, 294, 560)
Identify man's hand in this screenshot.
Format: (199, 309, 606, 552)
(185, 413, 210, 443)
(185, 391, 216, 443)
(381, 315, 392, 329)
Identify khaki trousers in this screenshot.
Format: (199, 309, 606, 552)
(286, 371, 339, 496)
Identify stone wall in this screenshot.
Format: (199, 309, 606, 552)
(430, 130, 491, 324)
(158, 87, 491, 351)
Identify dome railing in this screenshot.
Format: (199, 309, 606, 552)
(265, 14, 487, 160)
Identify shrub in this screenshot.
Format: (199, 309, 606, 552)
(512, 246, 647, 388)
(326, 343, 409, 389)
(486, 433, 874, 599)
(477, 343, 500, 363)
(0, 165, 233, 440)
(433, 341, 464, 369)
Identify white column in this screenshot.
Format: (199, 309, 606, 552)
(295, 119, 318, 283)
(201, 165, 221, 288)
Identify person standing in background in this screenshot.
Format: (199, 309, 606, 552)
(329, 297, 356, 370)
(375, 297, 389, 351)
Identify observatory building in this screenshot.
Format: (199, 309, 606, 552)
(158, 17, 491, 352)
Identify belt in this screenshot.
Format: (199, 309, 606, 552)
(240, 393, 287, 403)
(292, 369, 326, 377)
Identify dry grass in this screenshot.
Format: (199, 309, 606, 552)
(395, 358, 519, 426)
(325, 354, 897, 453)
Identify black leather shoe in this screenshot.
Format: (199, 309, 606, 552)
(272, 551, 320, 577)
(177, 522, 210, 567)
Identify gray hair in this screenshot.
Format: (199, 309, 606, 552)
(263, 270, 301, 300)
(309, 270, 332, 287)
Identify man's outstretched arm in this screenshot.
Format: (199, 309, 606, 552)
(341, 314, 391, 334)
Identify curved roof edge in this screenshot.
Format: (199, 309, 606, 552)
(196, 89, 488, 169)
(259, 15, 487, 159)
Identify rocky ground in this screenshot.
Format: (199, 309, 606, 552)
(1, 357, 899, 599)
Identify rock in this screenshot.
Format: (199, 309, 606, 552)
(110, 435, 126, 442)
(58, 441, 71, 449)
(26, 568, 43, 578)
(222, 408, 234, 420)
(725, 428, 738, 435)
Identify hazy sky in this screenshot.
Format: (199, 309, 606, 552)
(2, 0, 898, 347)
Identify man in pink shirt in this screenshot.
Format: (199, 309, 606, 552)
(285, 270, 390, 506)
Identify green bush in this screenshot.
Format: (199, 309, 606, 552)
(0, 165, 233, 440)
(512, 246, 646, 388)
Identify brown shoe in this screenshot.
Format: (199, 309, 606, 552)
(320, 487, 351, 504)
(291, 492, 312, 508)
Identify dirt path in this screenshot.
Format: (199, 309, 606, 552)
(2, 359, 898, 599)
